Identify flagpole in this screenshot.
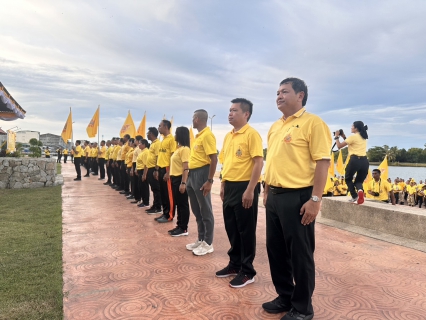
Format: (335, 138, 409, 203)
(98, 105, 100, 145)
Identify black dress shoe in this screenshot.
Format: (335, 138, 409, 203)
(83, 174, 90, 177)
(74, 178, 81, 181)
(115, 188, 123, 191)
(281, 308, 313, 320)
(119, 191, 127, 194)
(262, 297, 292, 314)
(126, 195, 134, 199)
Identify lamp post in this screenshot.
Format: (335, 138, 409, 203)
(209, 115, 216, 131)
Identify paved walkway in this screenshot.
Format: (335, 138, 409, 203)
(62, 163, 426, 319)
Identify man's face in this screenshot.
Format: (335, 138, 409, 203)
(147, 132, 153, 142)
(158, 121, 165, 135)
(276, 83, 304, 112)
(192, 114, 198, 129)
(372, 172, 380, 180)
(228, 103, 248, 127)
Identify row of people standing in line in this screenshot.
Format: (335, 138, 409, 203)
(70, 77, 333, 320)
(391, 178, 426, 207)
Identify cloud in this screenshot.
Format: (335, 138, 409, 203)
(0, 0, 426, 151)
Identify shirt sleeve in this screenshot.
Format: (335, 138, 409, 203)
(170, 139, 177, 153)
(249, 131, 263, 158)
(345, 135, 354, 145)
(309, 118, 332, 161)
(203, 134, 217, 156)
(181, 147, 190, 163)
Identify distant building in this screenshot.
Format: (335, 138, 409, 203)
(0, 128, 6, 146)
(16, 130, 40, 144)
(40, 133, 67, 149)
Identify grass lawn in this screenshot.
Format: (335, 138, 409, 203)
(57, 162, 62, 174)
(0, 186, 63, 320)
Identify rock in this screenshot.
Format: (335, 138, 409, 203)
(12, 182, 23, 189)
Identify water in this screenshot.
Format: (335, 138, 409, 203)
(216, 162, 426, 181)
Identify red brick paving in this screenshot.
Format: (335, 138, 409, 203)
(61, 164, 426, 319)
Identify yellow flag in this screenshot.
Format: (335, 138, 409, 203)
(137, 112, 146, 138)
(328, 152, 335, 177)
(120, 111, 136, 138)
(323, 174, 334, 195)
(378, 155, 389, 181)
(189, 126, 195, 148)
(336, 150, 344, 175)
(86, 106, 100, 138)
(61, 108, 73, 144)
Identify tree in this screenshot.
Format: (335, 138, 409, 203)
(395, 148, 407, 162)
(29, 138, 43, 158)
(263, 148, 267, 160)
(406, 148, 423, 163)
(367, 146, 386, 162)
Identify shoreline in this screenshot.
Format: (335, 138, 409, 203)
(368, 162, 426, 167)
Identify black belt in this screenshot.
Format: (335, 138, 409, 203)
(350, 155, 367, 158)
(269, 185, 312, 195)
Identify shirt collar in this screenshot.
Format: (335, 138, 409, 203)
(231, 123, 250, 134)
(196, 126, 211, 138)
(281, 107, 306, 122)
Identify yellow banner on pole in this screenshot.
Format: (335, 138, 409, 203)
(61, 108, 73, 144)
(86, 106, 100, 138)
(120, 111, 136, 138)
(137, 112, 146, 138)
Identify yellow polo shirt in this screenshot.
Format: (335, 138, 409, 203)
(63, 149, 68, 155)
(84, 146, 91, 157)
(74, 146, 82, 158)
(136, 148, 149, 170)
(170, 146, 190, 176)
(99, 146, 106, 159)
(366, 179, 392, 201)
(132, 146, 141, 163)
(146, 139, 160, 168)
(189, 127, 217, 169)
(345, 132, 367, 157)
(112, 145, 120, 160)
(157, 134, 176, 168)
(264, 108, 332, 188)
(125, 148, 134, 167)
(91, 147, 98, 158)
(121, 144, 131, 161)
(105, 146, 113, 160)
(220, 124, 263, 182)
(406, 185, 416, 195)
(392, 184, 401, 193)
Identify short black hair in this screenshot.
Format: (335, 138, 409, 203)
(280, 77, 308, 106)
(101, 140, 105, 143)
(76, 140, 81, 145)
(135, 135, 142, 141)
(129, 138, 135, 144)
(194, 109, 208, 122)
(372, 169, 381, 174)
(162, 120, 172, 130)
(140, 139, 149, 148)
(231, 98, 253, 121)
(119, 138, 124, 143)
(148, 127, 158, 137)
(175, 126, 190, 147)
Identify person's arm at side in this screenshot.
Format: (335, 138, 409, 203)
(220, 180, 225, 202)
(179, 162, 189, 194)
(300, 159, 330, 225)
(201, 154, 218, 196)
(263, 182, 270, 206)
(242, 157, 264, 209)
(142, 165, 148, 181)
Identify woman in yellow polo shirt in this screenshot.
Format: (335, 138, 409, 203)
(168, 127, 191, 237)
(334, 121, 369, 205)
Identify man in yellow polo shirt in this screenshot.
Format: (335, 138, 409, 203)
(216, 98, 263, 288)
(136, 139, 150, 207)
(98, 140, 106, 180)
(111, 138, 121, 189)
(186, 109, 218, 256)
(83, 141, 91, 177)
(262, 78, 331, 320)
(129, 135, 142, 201)
(366, 169, 396, 205)
(119, 134, 131, 195)
(63, 148, 68, 163)
(91, 142, 99, 176)
(155, 120, 177, 223)
(72, 140, 83, 181)
(104, 140, 113, 185)
(143, 127, 162, 214)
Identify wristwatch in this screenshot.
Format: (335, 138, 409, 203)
(181, 182, 186, 185)
(311, 195, 321, 202)
(207, 178, 214, 183)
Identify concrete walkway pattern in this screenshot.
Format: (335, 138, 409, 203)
(61, 164, 426, 319)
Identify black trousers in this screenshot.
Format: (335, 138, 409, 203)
(171, 175, 190, 230)
(345, 155, 369, 199)
(394, 192, 400, 204)
(266, 186, 315, 315)
(159, 167, 174, 219)
(98, 158, 105, 179)
(57, 155, 62, 163)
(63, 155, 68, 163)
(74, 158, 81, 178)
(84, 157, 90, 175)
(223, 181, 258, 276)
(91, 158, 98, 175)
(137, 169, 150, 205)
(106, 160, 112, 183)
(131, 163, 138, 198)
(121, 162, 129, 192)
(418, 196, 424, 208)
(114, 161, 121, 186)
(147, 167, 161, 210)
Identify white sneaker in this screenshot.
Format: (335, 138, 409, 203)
(186, 240, 203, 251)
(193, 241, 214, 256)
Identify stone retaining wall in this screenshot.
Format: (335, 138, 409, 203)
(0, 157, 63, 189)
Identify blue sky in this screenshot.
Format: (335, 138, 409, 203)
(1, 0, 425, 149)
